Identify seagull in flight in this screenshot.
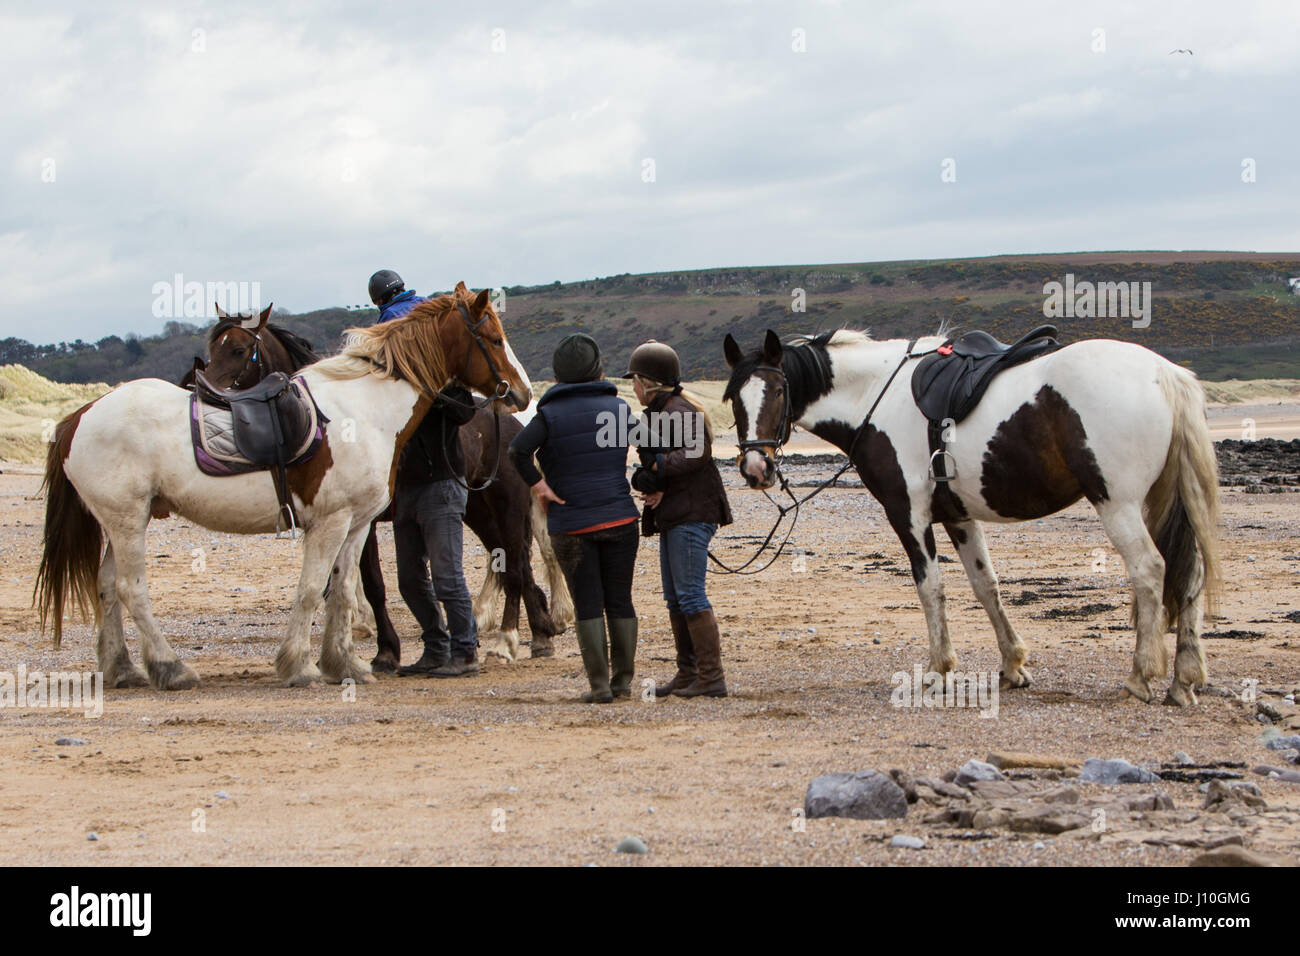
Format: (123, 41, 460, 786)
(1169, 48, 1194, 55)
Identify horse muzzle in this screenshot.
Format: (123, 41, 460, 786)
(739, 448, 777, 489)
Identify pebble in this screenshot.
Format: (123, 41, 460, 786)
(216, 791, 231, 799)
(55, 737, 89, 746)
(1032, 841, 1046, 850)
(1080, 757, 1158, 784)
(86, 832, 98, 841)
(890, 835, 925, 849)
(615, 836, 648, 854)
(1173, 751, 1193, 765)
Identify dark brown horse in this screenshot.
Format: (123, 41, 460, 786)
(185, 305, 571, 667)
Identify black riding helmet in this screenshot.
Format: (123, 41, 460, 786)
(625, 340, 680, 386)
(368, 269, 405, 307)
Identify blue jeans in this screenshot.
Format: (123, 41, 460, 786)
(658, 522, 717, 616)
(393, 479, 477, 660)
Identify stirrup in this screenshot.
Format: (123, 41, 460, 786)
(928, 449, 958, 482)
(275, 503, 301, 540)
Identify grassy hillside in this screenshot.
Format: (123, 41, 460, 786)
(0, 365, 109, 463)
(6, 252, 1300, 386)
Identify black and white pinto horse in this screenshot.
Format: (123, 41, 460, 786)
(723, 329, 1221, 706)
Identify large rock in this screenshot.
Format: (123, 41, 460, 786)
(1080, 758, 1158, 784)
(954, 759, 1005, 787)
(804, 771, 908, 820)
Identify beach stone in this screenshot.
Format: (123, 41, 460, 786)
(954, 759, 1005, 787)
(86, 832, 98, 841)
(804, 771, 908, 820)
(1173, 751, 1193, 765)
(1008, 806, 1091, 834)
(1041, 786, 1081, 804)
(986, 751, 1078, 771)
(1190, 845, 1286, 867)
(915, 776, 970, 800)
(890, 835, 925, 849)
(1080, 757, 1158, 784)
(55, 737, 89, 746)
(615, 836, 648, 854)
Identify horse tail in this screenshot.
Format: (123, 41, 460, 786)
(531, 490, 573, 629)
(1145, 365, 1221, 629)
(34, 402, 103, 650)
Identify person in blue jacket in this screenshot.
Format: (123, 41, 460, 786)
(508, 334, 639, 703)
(368, 268, 425, 323)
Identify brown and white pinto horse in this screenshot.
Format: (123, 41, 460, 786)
(36, 284, 531, 690)
(723, 329, 1221, 706)
(191, 306, 572, 665)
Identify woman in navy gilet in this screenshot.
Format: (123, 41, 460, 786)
(508, 334, 639, 703)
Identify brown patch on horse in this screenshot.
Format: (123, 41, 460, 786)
(150, 497, 173, 520)
(813, 419, 933, 582)
(980, 385, 1108, 520)
(387, 392, 435, 496)
(287, 434, 333, 506)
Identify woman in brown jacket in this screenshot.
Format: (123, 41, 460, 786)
(626, 341, 733, 698)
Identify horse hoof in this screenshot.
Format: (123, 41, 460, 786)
(283, 666, 324, 688)
(1121, 681, 1153, 703)
(1164, 686, 1196, 707)
(147, 660, 200, 691)
(999, 668, 1031, 690)
(370, 656, 398, 674)
(110, 670, 150, 689)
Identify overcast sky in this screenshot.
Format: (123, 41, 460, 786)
(2, 0, 1298, 343)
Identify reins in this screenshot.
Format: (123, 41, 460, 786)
(707, 338, 929, 575)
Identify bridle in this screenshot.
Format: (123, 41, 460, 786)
(708, 339, 927, 575)
(228, 328, 266, 391)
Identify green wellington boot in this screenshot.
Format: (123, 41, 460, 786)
(574, 617, 613, 703)
(607, 617, 638, 698)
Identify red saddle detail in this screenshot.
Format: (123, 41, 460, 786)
(937, 344, 954, 355)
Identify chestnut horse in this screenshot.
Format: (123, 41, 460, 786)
(36, 285, 531, 689)
(190, 303, 571, 665)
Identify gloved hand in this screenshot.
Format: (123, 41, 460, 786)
(631, 465, 664, 493)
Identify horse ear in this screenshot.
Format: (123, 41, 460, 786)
(723, 333, 743, 368)
(454, 281, 469, 294)
(257, 303, 272, 329)
(194, 356, 206, 371)
(215, 304, 229, 319)
(472, 288, 490, 314)
(763, 329, 783, 366)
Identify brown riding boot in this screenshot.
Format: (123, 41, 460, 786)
(673, 609, 727, 698)
(654, 611, 696, 698)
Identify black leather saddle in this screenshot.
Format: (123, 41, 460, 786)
(190, 370, 328, 534)
(911, 325, 1060, 481)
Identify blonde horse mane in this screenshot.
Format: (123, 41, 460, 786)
(311, 287, 478, 389)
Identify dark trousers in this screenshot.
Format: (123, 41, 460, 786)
(393, 479, 477, 660)
(550, 521, 638, 621)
